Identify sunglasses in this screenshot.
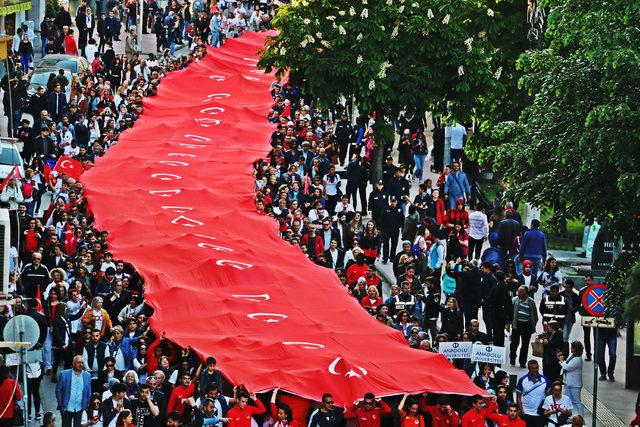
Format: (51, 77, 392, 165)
(324, 400, 333, 405)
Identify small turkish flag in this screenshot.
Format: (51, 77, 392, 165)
(0, 166, 22, 191)
(35, 285, 45, 315)
(53, 156, 85, 181)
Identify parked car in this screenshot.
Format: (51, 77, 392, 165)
(35, 54, 91, 75)
(0, 142, 25, 180)
(28, 68, 73, 98)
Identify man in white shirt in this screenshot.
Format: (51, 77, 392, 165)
(445, 122, 466, 164)
(467, 206, 488, 261)
(516, 360, 550, 427)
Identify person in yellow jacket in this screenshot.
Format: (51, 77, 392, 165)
(82, 296, 112, 339)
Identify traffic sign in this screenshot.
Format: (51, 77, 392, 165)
(3, 315, 39, 350)
(582, 284, 608, 317)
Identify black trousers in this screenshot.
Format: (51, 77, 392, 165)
(583, 326, 592, 357)
(482, 306, 493, 341)
(27, 376, 42, 415)
(463, 304, 480, 329)
(492, 320, 506, 347)
(510, 321, 533, 366)
(523, 415, 545, 427)
(468, 236, 484, 260)
(61, 410, 83, 427)
(382, 229, 399, 262)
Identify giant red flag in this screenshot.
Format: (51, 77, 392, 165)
(53, 156, 84, 181)
(81, 32, 487, 404)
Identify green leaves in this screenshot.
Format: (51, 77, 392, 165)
(258, 0, 499, 122)
(484, 0, 640, 249)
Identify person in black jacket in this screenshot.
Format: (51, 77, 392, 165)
(24, 298, 48, 348)
(20, 252, 50, 298)
(419, 277, 441, 341)
(345, 155, 366, 212)
(103, 382, 132, 427)
(47, 83, 68, 123)
(380, 197, 404, 264)
(334, 114, 353, 165)
(55, 6, 72, 30)
(52, 303, 81, 378)
(487, 271, 514, 347)
(479, 262, 497, 341)
(368, 180, 386, 226)
(439, 297, 463, 339)
(457, 261, 483, 328)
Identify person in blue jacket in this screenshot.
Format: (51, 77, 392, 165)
(443, 161, 471, 209)
(56, 355, 92, 427)
(519, 219, 548, 279)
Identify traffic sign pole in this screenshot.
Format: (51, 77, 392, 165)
(581, 283, 608, 427)
(592, 326, 598, 427)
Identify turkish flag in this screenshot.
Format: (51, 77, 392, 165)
(54, 156, 85, 181)
(0, 166, 22, 191)
(35, 286, 45, 315)
(43, 162, 52, 179)
(80, 33, 488, 404)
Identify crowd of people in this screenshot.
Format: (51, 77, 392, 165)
(0, 1, 626, 427)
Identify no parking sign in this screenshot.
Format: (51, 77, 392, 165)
(582, 284, 608, 316)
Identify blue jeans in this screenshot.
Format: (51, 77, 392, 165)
(413, 154, 426, 180)
(170, 41, 175, 56)
(563, 317, 574, 341)
(41, 36, 48, 56)
(566, 386, 584, 417)
(596, 330, 617, 377)
(210, 30, 220, 47)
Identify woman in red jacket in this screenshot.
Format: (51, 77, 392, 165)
(360, 286, 383, 313)
(445, 198, 469, 229)
(398, 393, 425, 427)
(0, 365, 23, 425)
(64, 29, 79, 55)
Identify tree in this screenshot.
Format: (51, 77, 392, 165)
(471, 0, 532, 153)
(258, 0, 502, 177)
(485, 0, 640, 307)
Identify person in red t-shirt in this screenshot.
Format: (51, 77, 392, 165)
(461, 395, 495, 427)
(397, 393, 424, 427)
(419, 394, 460, 427)
(344, 392, 391, 427)
(167, 372, 196, 415)
(226, 391, 266, 427)
(486, 402, 526, 426)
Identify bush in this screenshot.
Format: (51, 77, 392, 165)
(45, 0, 58, 18)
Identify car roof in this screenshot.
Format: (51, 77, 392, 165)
(41, 54, 81, 61)
(0, 142, 20, 149)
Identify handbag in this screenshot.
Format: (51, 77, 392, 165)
(12, 403, 24, 426)
(531, 336, 544, 358)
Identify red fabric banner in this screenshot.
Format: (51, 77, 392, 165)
(82, 32, 486, 404)
(54, 156, 85, 181)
